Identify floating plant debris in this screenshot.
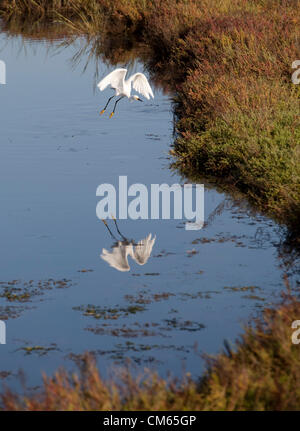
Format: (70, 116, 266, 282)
(73, 304, 146, 320)
(124, 291, 175, 305)
(224, 285, 260, 293)
(17, 343, 59, 357)
(0, 278, 73, 303)
(0, 279, 73, 320)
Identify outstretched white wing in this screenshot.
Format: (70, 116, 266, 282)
(132, 234, 156, 265)
(130, 73, 154, 100)
(100, 242, 133, 272)
(97, 68, 127, 92)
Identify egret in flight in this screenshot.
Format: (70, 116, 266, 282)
(97, 68, 154, 118)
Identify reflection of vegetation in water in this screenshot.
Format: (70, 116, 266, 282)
(65, 35, 152, 89)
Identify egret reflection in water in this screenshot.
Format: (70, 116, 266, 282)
(100, 219, 156, 272)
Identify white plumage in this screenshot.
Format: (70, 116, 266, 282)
(98, 68, 154, 99)
(97, 68, 154, 117)
(132, 234, 156, 266)
(101, 242, 134, 272)
(100, 234, 156, 272)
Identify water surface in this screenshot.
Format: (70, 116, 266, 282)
(0, 34, 295, 390)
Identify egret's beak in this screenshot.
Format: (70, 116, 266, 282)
(137, 98, 143, 102)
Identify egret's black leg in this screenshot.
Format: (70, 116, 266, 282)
(100, 96, 115, 115)
(112, 216, 128, 241)
(101, 219, 118, 241)
(109, 96, 125, 118)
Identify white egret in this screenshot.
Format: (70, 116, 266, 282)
(97, 68, 154, 118)
(132, 234, 156, 266)
(101, 242, 134, 272)
(100, 219, 156, 272)
(101, 234, 156, 272)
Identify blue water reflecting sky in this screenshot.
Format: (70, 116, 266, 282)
(0, 34, 289, 390)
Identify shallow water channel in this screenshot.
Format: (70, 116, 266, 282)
(0, 34, 297, 390)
